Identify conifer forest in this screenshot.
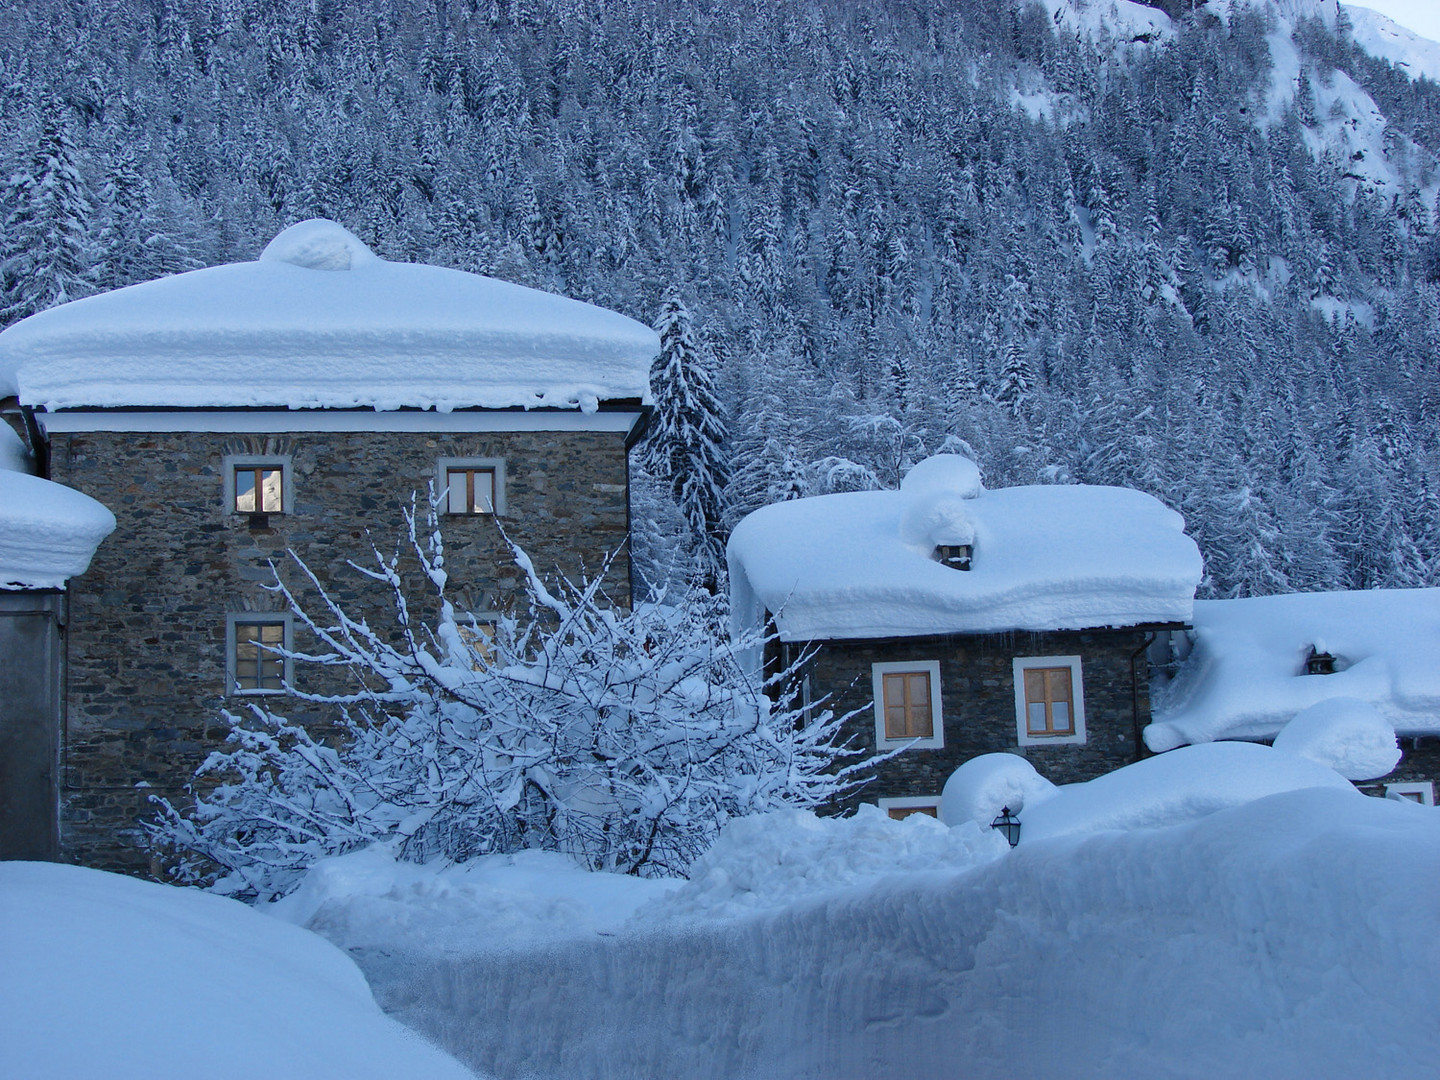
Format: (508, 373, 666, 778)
(3, 0, 1439, 599)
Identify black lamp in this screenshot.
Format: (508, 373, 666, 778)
(991, 806, 1021, 847)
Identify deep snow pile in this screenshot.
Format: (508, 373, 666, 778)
(0, 862, 479, 1080)
(0, 469, 115, 589)
(939, 752, 1056, 827)
(0, 219, 658, 413)
(1147, 588, 1440, 750)
(728, 455, 1203, 641)
(347, 788, 1440, 1080)
(1272, 696, 1401, 779)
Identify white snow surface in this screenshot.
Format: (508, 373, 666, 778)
(343, 787, 1440, 1079)
(0, 862, 480, 1080)
(728, 461, 1202, 641)
(269, 846, 672, 958)
(1347, 5, 1440, 81)
(0, 469, 115, 589)
(1039, 0, 1173, 45)
(1271, 696, 1402, 779)
(1017, 741, 1359, 843)
(940, 752, 1058, 827)
(0, 219, 658, 413)
(1147, 587, 1440, 751)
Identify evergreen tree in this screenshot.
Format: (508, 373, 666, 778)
(644, 293, 730, 591)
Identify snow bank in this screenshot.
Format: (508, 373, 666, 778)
(353, 788, 1440, 1080)
(1272, 696, 1401, 779)
(728, 458, 1202, 640)
(1018, 741, 1358, 843)
(940, 752, 1057, 827)
(1147, 588, 1440, 750)
(0, 219, 658, 412)
(269, 846, 670, 958)
(652, 806, 1007, 920)
(0, 469, 115, 589)
(0, 862, 479, 1080)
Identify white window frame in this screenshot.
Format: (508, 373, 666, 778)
(223, 453, 293, 515)
(1013, 655, 1087, 747)
(226, 613, 293, 696)
(871, 660, 945, 750)
(877, 796, 943, 821)
(436, 456, 506, 516)
(1385, 781, 1435, 806)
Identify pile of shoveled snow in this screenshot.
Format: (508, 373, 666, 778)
(355, 788, 1440, 1080)
(0, 862, 479, 1080)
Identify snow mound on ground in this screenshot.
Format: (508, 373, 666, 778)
(359, 788, 1440, 1080)
(940, 752, 1057, 826)
(260, 218, 381, 271)
(1019, 741, 1357, 843)
(1273, 696, 1400, 779)
(652, 806, 1007, 920)
(269, 846, 669, 958)
(0, 862, 479, 1080)
(0, 422, 30, 472)
(0, 470, 115, 589)
(899, 453, 983, 498)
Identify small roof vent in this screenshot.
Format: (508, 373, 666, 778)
(1305, 644, 1336, 675)
(935, 543, 973, 571)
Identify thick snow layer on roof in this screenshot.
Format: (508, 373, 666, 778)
(0, 219, 658, 413)
(0, 862, 479, 1080)
(1272, 696, 1401, 779)
(728, 462, 1202, 640)
(1147, 587, 1440, 751)
(0, 470, 114, 589)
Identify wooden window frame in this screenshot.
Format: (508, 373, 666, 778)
(878, 796, 943, 821)
(436, 457, 506, 516)
(226, 613, 292, 696)
(871, 660, 944, 750)
(1013, 655, 1087, 746)
(1385, 782, 1435, 806)
(222, 454, 292, 516)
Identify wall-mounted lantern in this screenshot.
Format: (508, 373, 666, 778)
(990, 806, 1021, 847)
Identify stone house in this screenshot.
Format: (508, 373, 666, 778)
(726, 454, 1205, 817)
(0, 220, 657, 871)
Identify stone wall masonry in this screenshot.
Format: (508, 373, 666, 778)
(804, 628, 1156, 813)
(48, 426, 633, 871)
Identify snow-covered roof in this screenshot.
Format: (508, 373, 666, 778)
(0, 220, 659, 413)
(0, 468, 115, 589)
(727, 455, 1203, 641)
(1147, 588, 1440, 750)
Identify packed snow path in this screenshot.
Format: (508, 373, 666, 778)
(342, 789, 1439, 1080)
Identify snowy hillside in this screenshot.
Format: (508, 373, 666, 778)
(1347, 5, 1440, 81)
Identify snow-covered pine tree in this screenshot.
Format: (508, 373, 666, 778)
(148, 506, 868, 900)
(1, 109, 99, 324)
(644, 292, 730, 592)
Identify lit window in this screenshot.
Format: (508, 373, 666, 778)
(871, 661, 944, 750)
(227, 615, 291, 695)
(878, 796, 943, 821)
(1013, 656, 1087, 746)
(223, 454, 292, 516)
(458, 621, 497, 666)
(436, 457, 506, 516)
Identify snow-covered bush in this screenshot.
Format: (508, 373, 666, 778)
(150, 505, 866, 900)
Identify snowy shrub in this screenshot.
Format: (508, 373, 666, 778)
(150, 504, 867, 901)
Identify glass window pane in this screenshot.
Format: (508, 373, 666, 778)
(1051, 701, 1071, 731)
(1028, 701, 1048, 733)
(259, 469, 283, 512)
(235, 469, 256, 512)
(447, 470, 467, 514)
(475, 470, 495, 513)
(909, 702, 933, 738)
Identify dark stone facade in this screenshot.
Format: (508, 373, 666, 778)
(46, 424, 635, 871)
(795, 628, 1163, 811)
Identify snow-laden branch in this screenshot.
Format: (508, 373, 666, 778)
(149, 504, 869, 901)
